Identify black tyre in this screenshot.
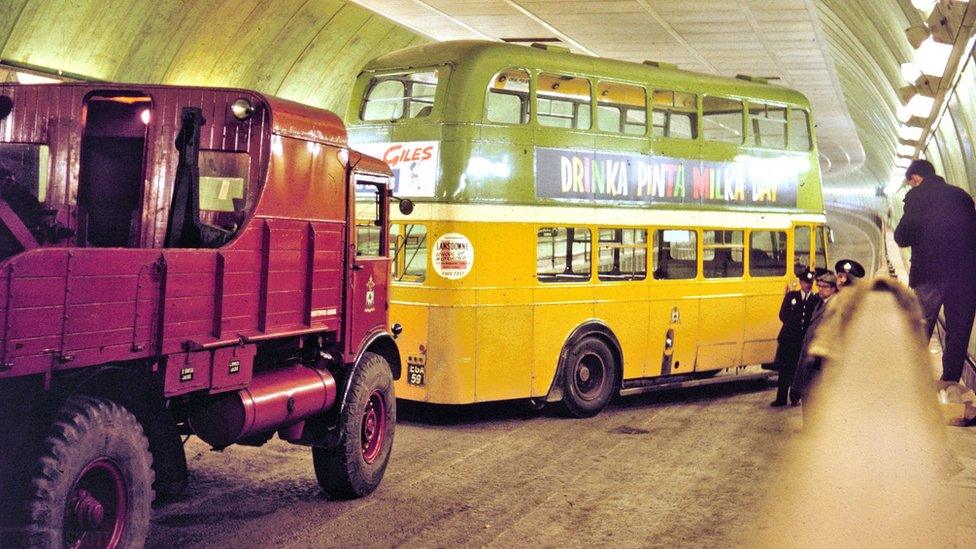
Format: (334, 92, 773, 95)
(558, 337, 618, 418)
(313, 352, 395, 499)
(25, 395, 154, 548)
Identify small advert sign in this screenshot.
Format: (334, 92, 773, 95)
(432, 233, 474, 280)
(354, 141, 439, 197)
(535, 147, 800, 208)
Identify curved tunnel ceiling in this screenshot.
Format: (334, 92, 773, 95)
(0, 0, 955, 199)
(0, 0, 428, 115)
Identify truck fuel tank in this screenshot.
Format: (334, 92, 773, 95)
(188, 364, 337, 448)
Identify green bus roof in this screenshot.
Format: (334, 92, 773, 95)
(361, 40, 812, 108)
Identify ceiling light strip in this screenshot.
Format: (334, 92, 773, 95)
(503, 0, 595, 55)
(632, 0, 718, 74)
(411, 0, 497, 41)
(733, 0, 792, 86)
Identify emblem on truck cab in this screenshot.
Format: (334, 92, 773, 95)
(365, 275, 376, 312)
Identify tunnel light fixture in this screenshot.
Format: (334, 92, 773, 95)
(914, 37, 954, 75)
(896, 104, 914, 122)
(906, 94, 936, 118)
(898, 125, 924, 141)
(900, 61, 923, 83)
(897, 143, 918, 157)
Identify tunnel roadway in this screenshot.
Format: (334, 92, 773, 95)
(146, 209, 881, 548)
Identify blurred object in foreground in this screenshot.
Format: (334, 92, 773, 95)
(751, 277, 961, 548)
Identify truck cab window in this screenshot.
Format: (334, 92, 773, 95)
(197, 150, 251, 243)
(355, 183, 384, 257)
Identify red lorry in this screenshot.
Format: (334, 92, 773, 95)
(0, 83, 408, 547)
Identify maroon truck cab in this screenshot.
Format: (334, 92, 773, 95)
(0, 84, 405, 547)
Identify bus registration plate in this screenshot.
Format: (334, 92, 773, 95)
(407, 363, 425, 386)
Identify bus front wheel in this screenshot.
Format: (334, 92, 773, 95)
(558, 338, 618, 418)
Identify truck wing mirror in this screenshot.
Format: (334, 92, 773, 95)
(398, 198, 414, 216)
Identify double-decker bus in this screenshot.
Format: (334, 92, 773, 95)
(347, 41, 828, 417)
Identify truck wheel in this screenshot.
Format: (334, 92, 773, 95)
(25, 395, 154, 549)
(313, 352, 395, 499)
(558, 337, 618, 418)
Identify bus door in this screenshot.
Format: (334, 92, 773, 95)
(345, 174, 391, 355)
(647, 229, 700, 377)
(696, 229, 746, 371)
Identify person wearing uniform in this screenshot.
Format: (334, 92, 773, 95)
(835, 259, 865, 288)
(791, 271, 839, 404)
(771, 267, 821, 406)
(894, 159, 976, 384)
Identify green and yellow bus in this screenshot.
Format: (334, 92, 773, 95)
(347, 41, 828, 416)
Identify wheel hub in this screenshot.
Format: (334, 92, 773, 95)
(575, 353, 606, 401)
(361, 390, 387, 464)
(64, 457, 127, 549)
(578, 366, 591, 382)
(69, 490, 105, 529)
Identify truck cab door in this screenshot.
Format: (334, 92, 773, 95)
(344, 173, 391, 357)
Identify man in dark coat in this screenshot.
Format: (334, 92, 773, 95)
(771, 267, 821, 406)
(894, 159, 976, 383)
(791, 271, 838, 404)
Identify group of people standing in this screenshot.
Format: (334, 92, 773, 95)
(772, 158, 976, 410)
(771, 259, 864, 407)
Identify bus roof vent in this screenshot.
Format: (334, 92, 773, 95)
(531, 43, 571, 54)
(735, 74, 771, 84)
(643, 60, 678, 70)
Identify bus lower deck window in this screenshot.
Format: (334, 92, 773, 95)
(537, 227, 591, 282)
(749, 230, 787, 277)
(703, 230, 744, 278)
(390, 223, 428, 283)
(598, 228, 647, 281)
(794, 225, 811, 273)
(653, 229, 697, 280)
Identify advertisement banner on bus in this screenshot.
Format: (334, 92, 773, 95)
(355, 141, 439, 197)
(535, 147, 802, 208)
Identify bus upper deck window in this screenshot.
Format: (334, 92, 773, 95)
(702, 96, 743, 144)
(597, 81, 646, 135)
(748, 103, 787, 149)
(537, 73, 591, 130)
(652, 90, 697, 139)
(362, 70, 439, 121)
(790, 108, 812, 151)
(486, 69, 529, 124)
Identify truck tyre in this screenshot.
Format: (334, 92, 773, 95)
(313, 352, 395, 499)
(558, 337, 618, 418)
(25, 395, 154, 549)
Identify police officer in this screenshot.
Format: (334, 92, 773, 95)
(834, 259, 865, 288)
(771, 267, 821, 406)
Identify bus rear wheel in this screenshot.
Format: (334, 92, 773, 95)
(559, 338, 618, 418)
(313, 352, 396, 499)
(25, 395, 154, 549)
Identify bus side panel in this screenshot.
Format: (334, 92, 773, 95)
(696, 280, 746, 371)
(595, 283, 648, 381)
(475, 302, 533, 400)
(531, 286, 596, 396)
(647, 282, 700, 377)
(389, 296, 430, 402)
(742, 278, 785, 365)
(427, 306, 477, 404)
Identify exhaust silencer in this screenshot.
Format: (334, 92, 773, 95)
(189, 364, 337, 448)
